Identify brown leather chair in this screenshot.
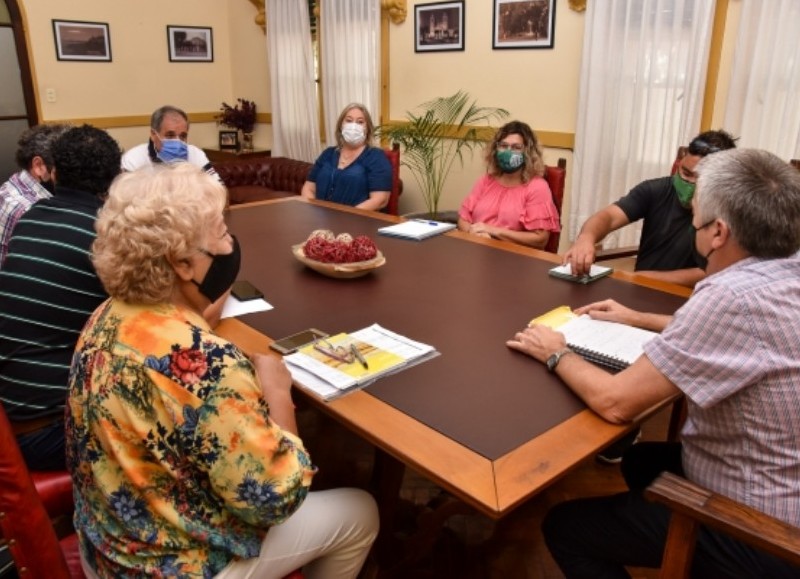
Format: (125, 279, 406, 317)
(543, 157, 567, 254)
(645, 471, 800, 578)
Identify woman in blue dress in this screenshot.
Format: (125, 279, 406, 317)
(301, 103, 392, 211)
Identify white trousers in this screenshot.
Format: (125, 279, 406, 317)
(82, 488, 379, 579)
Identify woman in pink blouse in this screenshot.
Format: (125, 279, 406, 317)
(458, 121, 560, 249)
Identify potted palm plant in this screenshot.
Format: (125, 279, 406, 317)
(378, 91, 508, 219)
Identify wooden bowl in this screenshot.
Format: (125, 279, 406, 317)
(291, 244, 386, 279)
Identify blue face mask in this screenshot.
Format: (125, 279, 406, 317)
(157, 139, 188, 163)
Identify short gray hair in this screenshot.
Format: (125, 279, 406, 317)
(696, 149, 800, 258)
(150, 105, 189, 131)
(15, 124, 71, 170)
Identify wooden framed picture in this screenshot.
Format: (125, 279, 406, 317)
(52, 20, 111, 62)
(167, 26, 213, 62)
(493, 0, 556, 49)
(414, 1, 464, 53)
(218, 130, 239, 151)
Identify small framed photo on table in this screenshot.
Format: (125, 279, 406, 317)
(167, 25, 213, 62)
(493, 0, 556, 50)
(414, 1, 465, 53)
(218, 130, 239, 151)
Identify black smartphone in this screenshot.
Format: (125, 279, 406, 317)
(269, 328, 328, 355)
(231, 280, 264, 301)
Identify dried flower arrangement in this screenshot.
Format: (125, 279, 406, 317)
(216, 98, 257, 134)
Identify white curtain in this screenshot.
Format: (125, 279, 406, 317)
(319, 0, 381, 147)
(569, 0, 715, 250)
(266, 0, 320, 162)
(724, 0, 800, 159)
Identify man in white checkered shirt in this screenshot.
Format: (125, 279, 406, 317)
(509, 148, 800, 578)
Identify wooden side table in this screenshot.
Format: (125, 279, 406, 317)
(203, 148, 271, 164)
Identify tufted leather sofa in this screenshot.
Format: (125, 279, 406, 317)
(215, 146, 402, 215)
(215, 156, 314, 206)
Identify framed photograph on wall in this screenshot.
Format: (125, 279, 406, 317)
(52, 20, 111, 62)
(415, 1, 465, 53)
(218, 130, 239, 151)
(493, 0, 556, 49)
(167, 26, 213, 62)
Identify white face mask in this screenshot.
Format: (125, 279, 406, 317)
(341, 122, 366, 145)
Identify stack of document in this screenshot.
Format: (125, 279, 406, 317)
(284, 324, 438, 400)
(377, 219, 456, 241)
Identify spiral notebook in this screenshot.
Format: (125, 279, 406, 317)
(530, 306, 657, 371)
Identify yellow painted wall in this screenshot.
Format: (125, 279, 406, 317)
(15, 0, 745, 248)
(386, 0, 584, 216)
(18, 0, 270, 151)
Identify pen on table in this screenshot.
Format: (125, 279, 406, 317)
(313, 343, 351, 364)
(350, 344, 369, 369)
(413, 218, 438, 226)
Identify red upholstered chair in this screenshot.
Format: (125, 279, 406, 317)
(543, 157, 568, 253)
(0, 403, 84, 579)
(383, 142, 402, 216)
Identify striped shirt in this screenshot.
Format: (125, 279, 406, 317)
(644, 253, 800, 526)
(0, 170, 52, 267)
(0, 187, 107, 421)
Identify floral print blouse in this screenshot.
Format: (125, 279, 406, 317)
(66, 299, 315, 578)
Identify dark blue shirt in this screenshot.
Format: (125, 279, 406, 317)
(308, 146, 392, 207)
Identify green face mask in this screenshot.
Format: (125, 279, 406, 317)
(672, 173, 696, 207)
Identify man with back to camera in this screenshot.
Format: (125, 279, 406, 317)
(0, 125, 121, 470)
(564, 130, 737, 288)
(0, 123, 70, 266)
(509, 148, 800, 578)
(122, 104, 221, 181)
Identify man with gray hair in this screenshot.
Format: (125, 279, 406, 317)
(121, 105, 220, 181)
(508, 148, 800, 577)
(0, 123, 70, 265)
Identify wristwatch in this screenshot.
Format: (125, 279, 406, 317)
(546, 348, 574, 373)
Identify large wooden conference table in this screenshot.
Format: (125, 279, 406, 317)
(217, 197, 691, 519)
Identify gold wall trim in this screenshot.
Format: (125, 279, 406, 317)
(51, 112, 273, 129)
(381, 121, 574, 150)
(701, 0, 729, 131)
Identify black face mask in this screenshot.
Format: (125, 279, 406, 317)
(41, 178, 56, 195)
(692, 220, 715, 271)
(192, 236, 241, 303)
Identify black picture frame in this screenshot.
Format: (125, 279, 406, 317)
(52, 19, 111, 62)
(167, 26, 214, 62)
(218, 130, 239, 151)
(492, 0, 556, 50)
(414, 1, 465, 53)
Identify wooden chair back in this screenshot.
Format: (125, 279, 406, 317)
(543, 157, 567, 253)
(645, 472, 800, 578)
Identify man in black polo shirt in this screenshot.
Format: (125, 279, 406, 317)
(565, 130, 737, 288)
(0, 125, 121, 470)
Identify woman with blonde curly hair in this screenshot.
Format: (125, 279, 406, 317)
(458, 120, 560, 249)
(67, 163, 378, 579)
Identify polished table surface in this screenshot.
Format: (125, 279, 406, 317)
(218, 198, 691, 518)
